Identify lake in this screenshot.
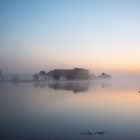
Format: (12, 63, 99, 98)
(1, 79, 140, 140)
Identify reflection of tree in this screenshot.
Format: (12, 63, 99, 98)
(48, 82, 89, 93)
(33, 80, 110, 93)
(33, 82, 46, 88)
(33, 81, 90, 93)
(101, 83, 109, 88)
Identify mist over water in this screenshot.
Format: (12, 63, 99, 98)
(1, 78, 140, 140)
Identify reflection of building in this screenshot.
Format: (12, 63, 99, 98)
(33, 81, 90, 93)
(48, 81, 89, 93)
(33, 80, 110, 93)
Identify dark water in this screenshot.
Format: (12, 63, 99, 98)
(1, 80, 140, 140)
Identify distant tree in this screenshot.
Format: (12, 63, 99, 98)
(0, 70, 2, 76)
(33, 74, 39, 81)
(39, 71, 46, 75)
(98, 73, 111, 79)
(0, 70, 4, 80)
(12, 75, 19, 82)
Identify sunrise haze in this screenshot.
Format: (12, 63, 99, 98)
(1, 0, 140, 74)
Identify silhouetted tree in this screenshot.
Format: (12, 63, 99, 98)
(0, 70, 4, 80)
(0, 70, 2, 76)
(12, 75, 19, 82)
(33, 74, 39, 81)
(39, 71, 46, 75)
(98, 73, 111, 79)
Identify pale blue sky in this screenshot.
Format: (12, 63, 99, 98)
(1, 0, 140, 74)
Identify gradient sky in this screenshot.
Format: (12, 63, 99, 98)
(1, 0, 140, 74)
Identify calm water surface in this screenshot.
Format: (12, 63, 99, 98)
(1, 80, 140, 140)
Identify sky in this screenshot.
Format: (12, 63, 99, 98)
(0, 0, 140, 74)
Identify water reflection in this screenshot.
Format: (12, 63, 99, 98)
(33, 81, 90, 93)
(33, 81, 110, 93)
(1, 80, 140, 140)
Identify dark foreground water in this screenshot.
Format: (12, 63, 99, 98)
(1, 80, 140, 140)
